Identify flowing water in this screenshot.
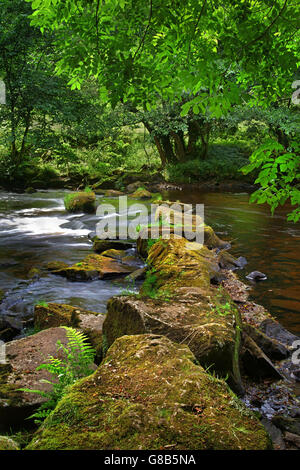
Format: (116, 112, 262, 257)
(0, 189, 299, 336)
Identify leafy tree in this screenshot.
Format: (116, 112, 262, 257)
(241, 140, 300, 222)
(26, 0, 299, 218)
(27, 0, 299, 111)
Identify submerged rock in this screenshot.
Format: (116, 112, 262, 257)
(26, 334, 271, 450)
(64, 191, 96, 213)
(218, 252, 247, 270)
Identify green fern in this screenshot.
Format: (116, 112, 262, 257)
(19, 327, 95, 423)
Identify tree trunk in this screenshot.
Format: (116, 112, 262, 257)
(171, 130, 186, 161)
(186, 121, 200, 157)
(153, 136, 167, 167)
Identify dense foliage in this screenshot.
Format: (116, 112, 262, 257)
(0, 0, 298, 219)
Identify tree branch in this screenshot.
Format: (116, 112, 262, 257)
(187, 0, 207, 61)
(243, 0, 288, 49)
(133, 0, 153, 62)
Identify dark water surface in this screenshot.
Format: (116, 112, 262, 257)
(0, 189, 299, 335)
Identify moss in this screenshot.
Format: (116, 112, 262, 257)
(27, 267, 41, 279)
(45, 261, 69, 272)
(64, 191, 96, 213)
(0, 364, 23, 408)
(26, 335, 271, 450)
(34, 303, 82, 330)
(0, 289, 5, 303)
(129, 189, 152, 199)
(136, 204, 229, 258)
(104, 237, 244, 392)
(101, 249, 126, 259)
(50, 253, 134, 281)
(0, 436, 20, 450)
(93, 238, 133, 254)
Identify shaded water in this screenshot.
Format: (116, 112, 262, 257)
(0, 189, 299, 335)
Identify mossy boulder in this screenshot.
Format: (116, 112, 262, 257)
(34, 303, 105, 364)
(104, 291, 240, 390)
(64, 191, 96, 213)
(126, 181, 146, 193)
(0, 289, 5, 303)
(45, 261, 69, 272)
(101, 249, 127, 259)
(26, 334, 271, 450)
(0, 436, 20, 450)
(93, 238, 133, 254)
(129, 188, 152, 199)
(27, 267, 41, 279)
(49, 254, 136, 281)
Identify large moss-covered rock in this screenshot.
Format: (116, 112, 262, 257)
(64, 191, 96, 213)
(49, 254, 136, 281)
(0, 436, 20, 450)
(26, 334, 271, 450)
(129, 188, 152, 199)
(104, 292, 240, 388)
(104, 238, 244, 391)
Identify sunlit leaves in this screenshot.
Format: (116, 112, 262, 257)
(26, 0, 299, 117)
